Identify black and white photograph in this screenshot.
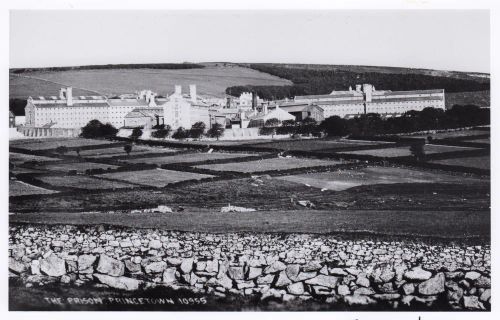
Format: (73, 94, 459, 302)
(3, 0, 497, 317)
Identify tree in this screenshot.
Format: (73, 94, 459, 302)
(190, 121, 206, 140)
(151, 125, 171, 139)
(409, 141, 426, 162)
(264, 118, 281, 127)
(124, 144, 133, 156)
(130, 128, 143, 139)
(55, 146, 69, 155)
(298, 117, 318, 135)
(152, 123, 165, 130)
(320, 116, 347, 137)
(282, 119, 296, 127)
(172, 127, 188, 140)
(80, 120, 118, 138)
(207, 123, 225, 141)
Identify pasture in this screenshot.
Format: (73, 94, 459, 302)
(78, 145, 170, 158)
(36, 175, 136, 190)
(9, 180, 57, 196)
(249, 138, 387, 151)
(9, 153, 59, 165)
(121, 151, 258, 165)
(97, 169, 213, 187)
(9, 74, 99, 99)
(430, 156, 491, 170)
(9, 135, 490, 242)
(339, 144, 479, 158)
(39, 161, 119, 173)
(276, 166, 487, 191)
(195, 157, 346, 173)
(10, 65, 292, 98)
(10, 138, 117, 151)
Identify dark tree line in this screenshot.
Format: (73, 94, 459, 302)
(11, 63, 204, 74)
(319, 105, 489, 137)
(226, 64, 490, 100)
(9, 99, 27, 116)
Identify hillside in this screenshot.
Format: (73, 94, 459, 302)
(9, 65, 292, 99)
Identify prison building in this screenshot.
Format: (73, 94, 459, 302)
(292, 84, 445, 119)
(24, 87, 158, 129)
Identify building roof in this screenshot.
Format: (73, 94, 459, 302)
(125, 107, 163, 118)
(108, 99, 151, 107)
(279, 104, 324, 113)
(33, 102, 110, 108)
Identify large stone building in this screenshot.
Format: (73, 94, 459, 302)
(288, 84, 445, 119)
(24, 87, 154, 129)
(123, 85, 211, 130)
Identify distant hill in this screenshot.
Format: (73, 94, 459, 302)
(9, 64, 292, 99)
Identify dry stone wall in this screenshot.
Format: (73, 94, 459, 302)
(8, 224, 491, 310)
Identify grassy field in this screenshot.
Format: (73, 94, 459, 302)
(9, 209, 489, 239)
(9, 180, 57, 197)
(40, 161, 119, 173)
(276, 166, 487, 191)
(402, 130, 490, 140)
(79, 145, 171, 158)
(97, 169, 213, 187)
(9, 74, 99, 99)
(430, 156, 490, 170)
(36, 175, 136, 190)
(467, 138, 490, 144)
(10, 65, 292, 98)
(9, 153, 59, 164)
(121, 151, 258, 165)
(248, 139, 387, 151)
(10, 138, 117, 151)
(340, 144, 479, 158)
(195, 157, 345, 172)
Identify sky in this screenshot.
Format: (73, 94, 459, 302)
(9, 10, 490, 73)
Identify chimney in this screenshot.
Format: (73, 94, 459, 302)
(252, 92, 257, 110)
(66, 87, 73, 106)
(59, 88, 66, 99)
(174, 85, 182, 95)
(189, 84, 197, 103)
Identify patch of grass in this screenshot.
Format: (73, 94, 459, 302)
(195, 157, 344, 173)
(276, 166, 487, 191)
(9, 180, 57, 196)
(9, 208, 490, 240)
(36, 175, 136, 190)
(97, 169, 213, 187)
(11, 65, 292, 98)
(10, 138, 117, 151)
(122, 152, 256, 165)
(430, 156, 490, 170)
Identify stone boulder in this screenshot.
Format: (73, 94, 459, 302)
(305, 275, 339, 289)
(144, 261, 167, 274)
(418, 273, 445, 295)
(40, 254, 66, 277)
(162, 267, 177, 284)
(287, 282, 305, 295)
(96, 254, 124, 277)
(343, 295, 376, 306)
(404, 267, 432, 281)
(78, 255, 97, 273)
(8, 257, 26, 274)
(94, 274, 141, 291)
(180, 258, 194, 274)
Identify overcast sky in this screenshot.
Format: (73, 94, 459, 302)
(10, 10, 490, 73)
